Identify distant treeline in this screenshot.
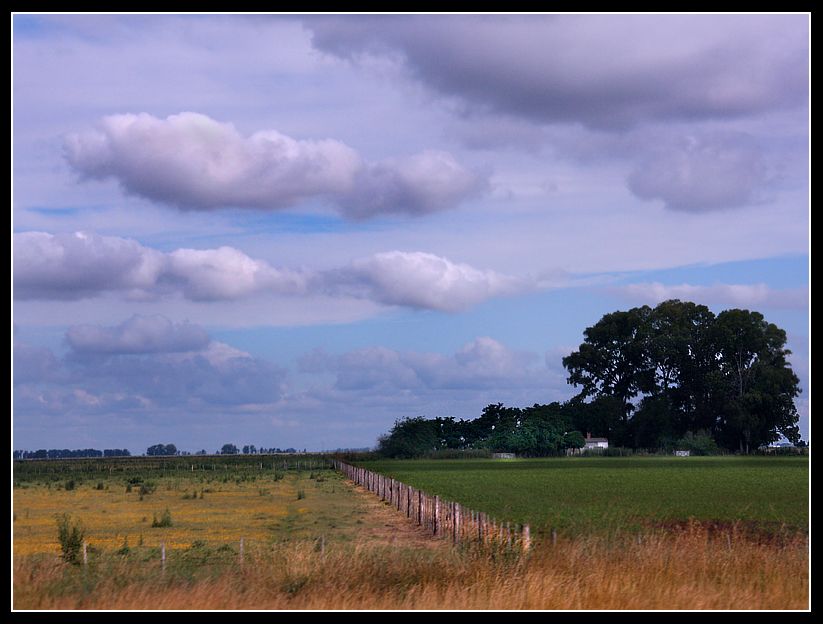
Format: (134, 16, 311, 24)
(14, 445, 302, 460)
(377, 403, 588, 459)
(14, 449, 131, 460)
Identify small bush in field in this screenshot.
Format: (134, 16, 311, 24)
(55, 513, 85, 564)
(151, 508, 173, 528)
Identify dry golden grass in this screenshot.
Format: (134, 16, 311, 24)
(13, 470, 373, 555)
(13, 523, 808, 610)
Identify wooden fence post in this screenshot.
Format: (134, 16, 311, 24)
(161, 542, 166, 572)
(239, 537, 244, 565)
(522, 524, 531, 552)
(433, 495, 440, 536)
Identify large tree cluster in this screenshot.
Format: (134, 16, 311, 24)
(562, 300, 801, 452)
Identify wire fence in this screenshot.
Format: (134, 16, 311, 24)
(332, 460, 530, 552)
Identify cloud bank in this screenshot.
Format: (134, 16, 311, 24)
(15, 316, 286, 414)
(299, 336, 553, 392)
(14, 231, 530, 311)
(307, 14, 808, 130)
(65, 112, 485, 218)
(65, 315, 210, 354)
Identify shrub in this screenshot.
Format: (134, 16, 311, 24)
(151, 508, 173, 528)
(116, 536, 130, 556)
(55, 513, 85, 564)
(675, 430, 720, 456)
(64, 479, 76, 491)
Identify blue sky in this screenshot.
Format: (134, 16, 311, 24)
(12, 14, 810, 454)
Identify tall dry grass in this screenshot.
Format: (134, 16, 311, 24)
(13, 523, 808, 610)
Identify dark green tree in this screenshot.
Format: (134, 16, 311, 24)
(376, 417, 441, 458)
(146, 443, 177, 456)
(711, 309, 801, 452)
(563, 301, 801, 452)
(221, 443, 239, 455)
(563, 307, 655, 423)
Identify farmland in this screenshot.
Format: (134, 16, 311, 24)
(12, 455, 809, 609)
(357, 456, 809, 536)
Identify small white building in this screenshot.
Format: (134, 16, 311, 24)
(583, 433, 609, 450)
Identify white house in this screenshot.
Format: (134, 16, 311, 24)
(583, 433, 609, 450)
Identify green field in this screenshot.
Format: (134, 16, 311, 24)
(358, 456, 809, 535)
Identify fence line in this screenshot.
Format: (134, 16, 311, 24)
(332, 460, 530, 552)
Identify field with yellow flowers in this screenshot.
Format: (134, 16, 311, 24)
(13, 459, 809, 610)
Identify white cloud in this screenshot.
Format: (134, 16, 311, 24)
(165, 246, 308, 301)
(14, 231, 531, 311)
(612, 282, 809, 310)
(65, 112, 485, 217)
(13, 231, 308, 302)
(13, 230, 165, 300)
(322, 251, 529, 312)
(339, 150, 487, 219)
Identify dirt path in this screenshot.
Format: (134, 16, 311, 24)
(344, 480, 449, 550)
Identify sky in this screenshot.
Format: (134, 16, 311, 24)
(12, 13, 810, 454)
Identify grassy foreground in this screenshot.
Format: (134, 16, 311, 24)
(14, 526, 808, 610)
(13, 459, 810, 610)
(359, 456, 809, 535)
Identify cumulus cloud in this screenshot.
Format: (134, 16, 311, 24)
(14, 231, 531, 311)
(612, 282, 809, 310)
(306, 14, 808, 130)
(321, 251, 529, 312)
(64, 112, 484, 217)
(13, 231, 308, 302)
(165, 246, 307, 301)
(13, 230, 164, 300)
(626, 134, 769, 211)
(65, 315, 210, 354)
(338, 151, 487, 219)
(14, 318, 287, 416)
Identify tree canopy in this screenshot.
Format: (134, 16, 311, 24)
(377, 403, 585, 458)
(563, 300, 801, 451)
(146, 443, 178, 456)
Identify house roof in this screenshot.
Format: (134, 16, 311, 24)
(584, 438, 608, 443)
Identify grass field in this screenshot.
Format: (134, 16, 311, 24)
(12, 456, 810, 609)
(13, 467, 382, 556)
(358, 456, 809, 536)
